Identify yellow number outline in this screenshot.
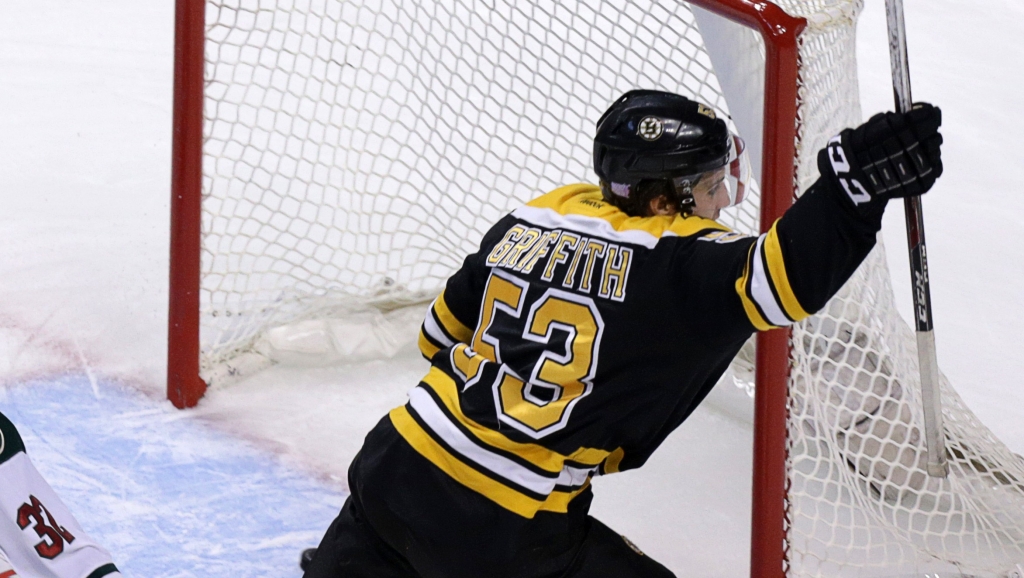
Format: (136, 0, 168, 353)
(472, 270, 529, 365)
(473, 270, 604, 439)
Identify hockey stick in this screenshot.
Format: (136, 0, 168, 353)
(884, 0, 948, 478)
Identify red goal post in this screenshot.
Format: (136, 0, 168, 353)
(684, 3, 805, 577)
(170, 0, 205, 411)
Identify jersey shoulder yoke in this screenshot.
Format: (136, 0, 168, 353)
(516, 184, 730, 248)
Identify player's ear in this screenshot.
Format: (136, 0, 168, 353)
(648, 194, 676, 216)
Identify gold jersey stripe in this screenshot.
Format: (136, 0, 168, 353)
(602, 447, 626, 474)
(736, 244, 774, 331)
(418, 329, 442, 359)
(526, 184, 729, 239)
(763, 223, 810, 322)
(537, 478, 591, 515)
(422, 367, 610, 471)
(451, 343, 487, 383)
(389, 406, 589, 518)
(434, 290, 474, 343)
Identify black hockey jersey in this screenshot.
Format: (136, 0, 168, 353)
(395, 177, 881, 519)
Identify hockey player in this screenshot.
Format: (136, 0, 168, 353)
(0, 412, 121, 578)
(301, 90, 944, 577)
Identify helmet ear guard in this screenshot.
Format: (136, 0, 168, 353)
(594, 90, 751, 215)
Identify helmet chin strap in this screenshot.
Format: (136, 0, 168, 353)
(672, 173, 703, 210)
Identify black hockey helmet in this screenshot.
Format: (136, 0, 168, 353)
(593, 89, 750, 212)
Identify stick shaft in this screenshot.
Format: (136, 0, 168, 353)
(887, 0, 913, 112)
(885, 0, 948, 477)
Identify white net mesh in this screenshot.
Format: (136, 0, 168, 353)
(777, 2, 1024, 575)
(200, 0, 759, 375)
(197, 0, 1024, 575)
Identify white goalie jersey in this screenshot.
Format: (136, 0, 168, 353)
(0, 549, 15, 578)
(0, 412, 120, 578)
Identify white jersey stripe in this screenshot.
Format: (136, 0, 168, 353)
(408, 387, 594, 495)
(749, 236, 792, 327)
(409, 387, 556, 495)
(556, 462, 599, 488)
(422, 300, 455, 348)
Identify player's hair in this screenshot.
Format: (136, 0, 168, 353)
(599, 179, 680, 217)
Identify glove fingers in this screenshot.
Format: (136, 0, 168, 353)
(824, 102, 943, 205)
(908, 103, 942, 137)
(922, 135, 942, 171)
(886, 110, 909, 135)
(859, 112, 896, 145)
(851, 112, 889, 148)
(909, 102, 941, 121)
(901, 132, 938, 174)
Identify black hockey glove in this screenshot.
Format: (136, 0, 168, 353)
(818, 102, 943, 215)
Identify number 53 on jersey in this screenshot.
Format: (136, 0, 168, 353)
(471, 269, 605, 439)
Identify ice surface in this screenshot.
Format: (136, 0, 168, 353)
(0, 376, 341, 577)
(0, 0, 1021, 576)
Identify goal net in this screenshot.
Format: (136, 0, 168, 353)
(172, 0, 1024, 575)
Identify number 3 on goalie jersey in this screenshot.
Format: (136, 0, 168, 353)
(472, 270, 605, 438)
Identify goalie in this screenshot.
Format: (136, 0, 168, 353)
(302, 90, 944, 577)
(0, 412, 120, 578)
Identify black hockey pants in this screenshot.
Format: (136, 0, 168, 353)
(303, 416, 675, 578)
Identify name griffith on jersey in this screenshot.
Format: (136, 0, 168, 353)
(485, 224, 634, 302)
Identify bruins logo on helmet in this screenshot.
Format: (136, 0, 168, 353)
(637, 116, 664, 141)
(697, 104, 716, 119)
